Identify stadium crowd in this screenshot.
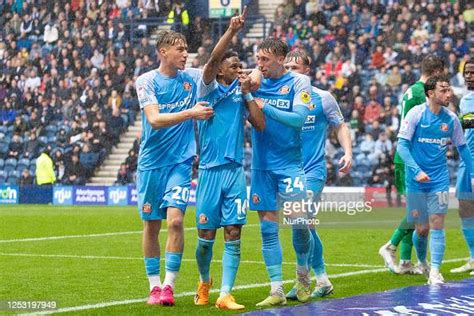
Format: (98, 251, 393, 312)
(0, 0, 472, 187)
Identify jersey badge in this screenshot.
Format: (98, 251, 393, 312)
(301, 91, 311, 104)
(279, 85, 290, 94)
(440, 123, 448, 132)
(183, 82, 192, 91)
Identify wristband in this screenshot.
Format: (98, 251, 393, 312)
(244, 93, 254, 102)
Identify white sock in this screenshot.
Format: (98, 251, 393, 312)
(163, 271, 178, 288)
(430, 267, 440, 275)
(316, 272, 329, 285)
(148, 275, 161, 291)
(219, 291, 228, 299)
(270, 281, 283, 294)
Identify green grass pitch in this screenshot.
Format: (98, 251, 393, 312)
(0, 205, 472, 315)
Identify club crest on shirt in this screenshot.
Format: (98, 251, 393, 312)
(279, 85, 290, 94)
(308, 103, 315, 110)
(440, 123, 448, 132)
(199, 213, 208, 224)
(183, 82, 192, 91)
(252, 193, 261, 205)
(301, 90, 311, 104)
(142, 203, 152, 213)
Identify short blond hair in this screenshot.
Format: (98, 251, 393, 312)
(155, 30, 187, 50)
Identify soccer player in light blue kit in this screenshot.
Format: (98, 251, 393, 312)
(250, 39, 312, 307)
(397, 75, 473, 284)
(135, 30, 214, 306)
(192, 9, 265, 310)
(451, 60, 474, 275)
(284, 50, 352, 299)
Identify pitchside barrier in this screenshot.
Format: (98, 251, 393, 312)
(0, 184, 460, 208)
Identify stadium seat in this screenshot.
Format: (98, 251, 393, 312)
(0, 158, 4, 169)
(4, 158, 17, 173)
(0, 140, 9, 158)
(47, 136, 57, 145)
(38, 136, 48, 145)
(44, 125, 58, 138)
(8, 170, 20, 179)
(16, 158, 30, 172)
(6, 175, 19, 185)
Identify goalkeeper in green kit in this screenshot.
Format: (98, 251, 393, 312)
(379, 55, 445, 274)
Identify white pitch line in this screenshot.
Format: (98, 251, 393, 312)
(17, 257, 472, 315)
(0, 253, 383, 268)
(20, 267, 390, 315)
(0, 224, 258, 243)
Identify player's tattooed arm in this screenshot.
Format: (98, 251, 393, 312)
(202, 6, 247, 85)
(240, 74, 265, 131)
(143, 102, 213, 129)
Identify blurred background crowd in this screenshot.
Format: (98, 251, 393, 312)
(0, 0, 473, 189)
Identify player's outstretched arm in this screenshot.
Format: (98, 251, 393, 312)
(335, 123, 353, 174)
(202, 7, 247, 85)
(143, 102, 213, 129)
(397, 138, 429, 182)
(239, 74, 265, 131)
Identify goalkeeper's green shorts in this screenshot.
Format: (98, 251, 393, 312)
(394, 162, 406, 194)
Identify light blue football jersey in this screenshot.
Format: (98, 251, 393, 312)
(302, 86, 344, 180)
(252, 71, 312, 170)
(197, 78, 246, 169)
(459, 91, 474, 166)
(398, 103, 465, 187)
(136, 68, 202, 171)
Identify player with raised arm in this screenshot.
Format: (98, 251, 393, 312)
(379, 55, 445, 274)
(249, 38, 312, 307)
(135, 30, 213, 306)
(283, 50, 352, 300)
(397, 75, 473, 284)
(451, 60, 474, 275)
(192, 8, 265, 310)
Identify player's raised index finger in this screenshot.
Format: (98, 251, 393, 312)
(241, 6, 248, 19)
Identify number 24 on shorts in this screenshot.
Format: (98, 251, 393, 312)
(283, 177, 304, 193)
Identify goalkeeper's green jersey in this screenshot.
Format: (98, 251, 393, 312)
(394, 80, 426, 164)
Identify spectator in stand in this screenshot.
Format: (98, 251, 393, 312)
(364, 100, 382, 124)
(63, 154, 85, 185)
(36, 147, 55, 185)
(19, 169, 34, 185)
(360, 134, 375, 155)
(23, 132, 40, 159)
(374, 132, 393, 159)
(115, 162, 133, 185)
(125, 149, 137, 173)
(79, 143, 98, 179)
(107, 108, 124, 146)
(7, 134, 23, 159)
